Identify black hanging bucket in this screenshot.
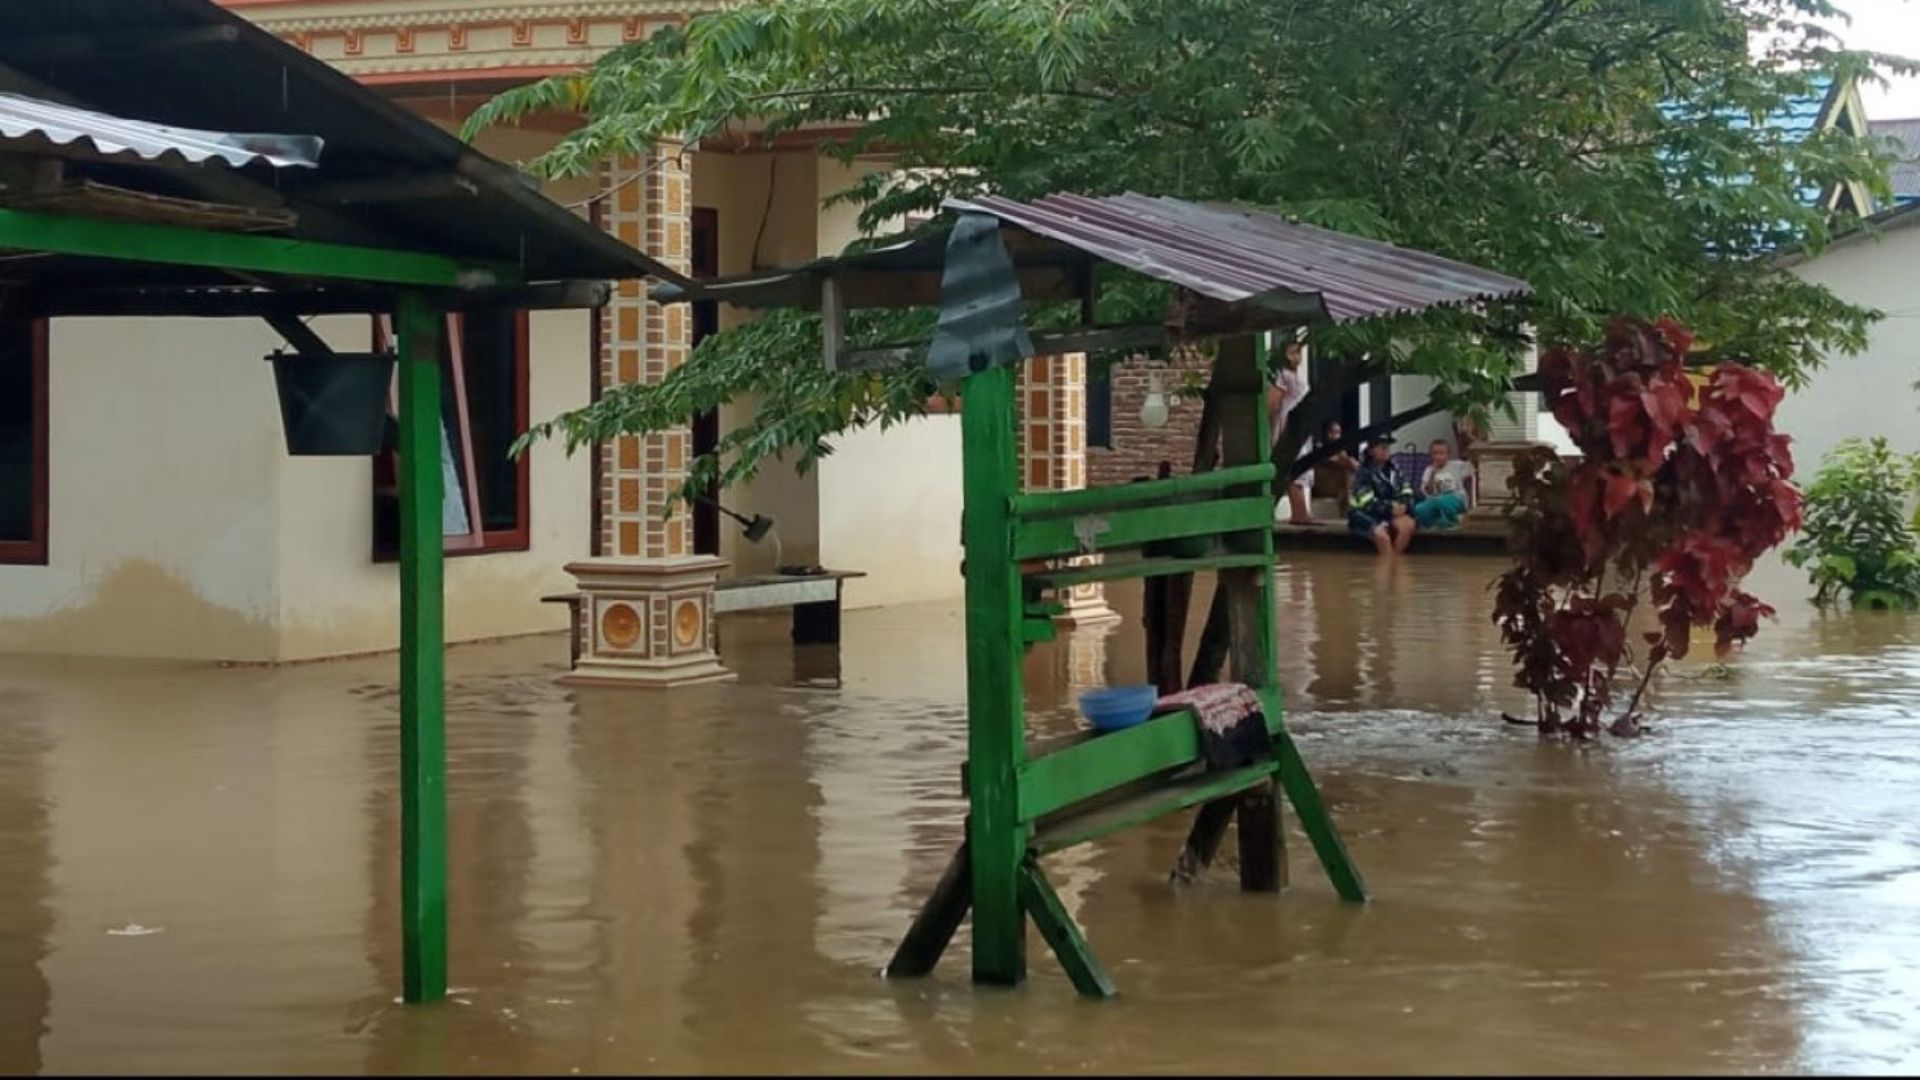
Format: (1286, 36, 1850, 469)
(267, 351, 396, 456)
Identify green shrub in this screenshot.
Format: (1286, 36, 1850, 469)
(1785, 438, 1920, 610)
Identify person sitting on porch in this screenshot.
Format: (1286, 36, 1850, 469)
(1414, 439, 1475, 531)
(1309, 419, 1359, 505)
(1349, 434, 1417, 555)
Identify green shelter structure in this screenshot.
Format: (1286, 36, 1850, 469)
(0, 0, 676, 1003)
(659, 194, 1529, 996)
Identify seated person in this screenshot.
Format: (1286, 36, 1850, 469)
(1310, 419, 1359, 504)
(1348, 434, 1417, 555)
(1414, 439, 1475, 530)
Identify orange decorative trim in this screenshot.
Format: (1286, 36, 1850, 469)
(355, 63, 585, 86)
(567, 18, 588, 44)
(342, 28, 363, 56)
(511, 20, 533, 47)
(448, 23, 467, 50)
(395, 26, 415, 53)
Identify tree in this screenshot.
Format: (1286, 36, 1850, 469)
(474, 0, 1905, 505)
(1494, 316, 1801, 738)
(1784, 437, 1920, 609)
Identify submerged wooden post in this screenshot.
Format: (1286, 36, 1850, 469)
(960, 364, 1028, 986)
(396, 289, 448, 1003)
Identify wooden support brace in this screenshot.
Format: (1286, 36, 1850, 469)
(1170, 798, 1237, 884)
(885, 840, 973, 979)
(396, 291, 449, 1003)
(1018, 857, 1116, 999)
(1235, 779, 1286, 893)
(1273, 731, 1368, 902)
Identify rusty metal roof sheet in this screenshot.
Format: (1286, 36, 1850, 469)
(0, 91, 321, 170)
(655, 193, 1529, 329)
(946, 193, 1531, 324)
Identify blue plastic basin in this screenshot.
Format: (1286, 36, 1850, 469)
(1077, 684, 1160, 733)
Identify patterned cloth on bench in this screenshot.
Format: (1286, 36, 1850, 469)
(1156, 683, 1274, 771)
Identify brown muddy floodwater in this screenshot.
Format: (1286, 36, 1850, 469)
(2, 551, 1918, 1075)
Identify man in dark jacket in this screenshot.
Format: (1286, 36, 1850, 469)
(1348, 435, 1417, 555)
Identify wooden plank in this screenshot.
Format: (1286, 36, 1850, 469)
(1019, 709, 1200, 822)
(959, 365, 1028, 987)
(1170, 798, 1236, 884)
(1027, 552, 1269, 589)
(1273, 730, 1369, 902)
(395, 292, 448, 1004)
(1031, 764, 1277, 855)
(0, 205, 507, 288)
(885, 840, 972, 978)
(1018, 859, 1117, 998)
(1011, 496, 1272, 561)
(711, 575, 842, 613)
(1235, 780, 1285, 893)
(1009, 463, 1274, 519)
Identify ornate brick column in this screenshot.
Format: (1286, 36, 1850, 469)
(564, 143, 731, 687)
(1018, 353, 1119, 626)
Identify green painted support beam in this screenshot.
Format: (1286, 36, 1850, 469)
(1009, 463, 1274, 519)
(396, 291, 449, 1003)
(0, 206, 512, 289)
(1273, 730, 1369, 902)
(1018, 858, 1116, 998)
(1027, 552, 1271, 589)
(960, 365, 1028, 987)
(1031, 763, 1277, 856)
(1011, 496, 1273, 561)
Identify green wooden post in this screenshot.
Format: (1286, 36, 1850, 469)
(960, 365, 1028, 986)
(396, 290, 449, 1003)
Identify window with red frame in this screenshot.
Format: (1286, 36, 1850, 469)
(370, 309, 530, 561)
(0, 318, 48, 565)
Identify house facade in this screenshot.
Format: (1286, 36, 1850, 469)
(1779, 202, 1920, 470)
(0, 0, 975, 663)
(1, 0, 1126, 664)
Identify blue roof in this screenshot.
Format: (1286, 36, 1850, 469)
(1657, 74, 1847, 215)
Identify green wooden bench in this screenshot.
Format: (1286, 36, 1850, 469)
(884, 341, 1366, 998)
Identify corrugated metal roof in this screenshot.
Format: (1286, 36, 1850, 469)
(1869, 117, 1920, 204)
(0, 0, 681, 296)
(946, 193, 1531, 324)
(0, 91, 321, 169)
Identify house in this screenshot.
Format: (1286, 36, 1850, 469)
(1777, 201, 1920, 469)
(1, 0, 987, 666)
(1868, 118, 1920, 206)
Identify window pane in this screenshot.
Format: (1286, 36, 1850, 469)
(460, 308, 522, 534)
(0, 319, 35, 542)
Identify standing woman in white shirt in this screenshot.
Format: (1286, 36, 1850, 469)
(1267, 340, 1315, 525)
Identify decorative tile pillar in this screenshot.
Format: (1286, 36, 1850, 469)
(564, 142, 732, 686)
(560, 557, 732, 687)
(1018, 353, 1119, 626)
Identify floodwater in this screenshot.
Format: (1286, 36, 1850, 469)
(1, 551, 1917, 1075)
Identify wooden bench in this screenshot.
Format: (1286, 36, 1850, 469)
(542, 568, 865, 669)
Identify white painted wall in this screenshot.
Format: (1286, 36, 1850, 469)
(1782, 220, 1920, 472)
(0, 318, 287, 659)
(693, 149, 824, 575)
(816, 417, 966, 609)
(0, 310, 593, 662)
(683, 149, 965, 604)
(273, 311, 593, 660)
(810, 156, 965, 607)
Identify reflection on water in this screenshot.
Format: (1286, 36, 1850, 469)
(0, 551, 1916, 1073)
